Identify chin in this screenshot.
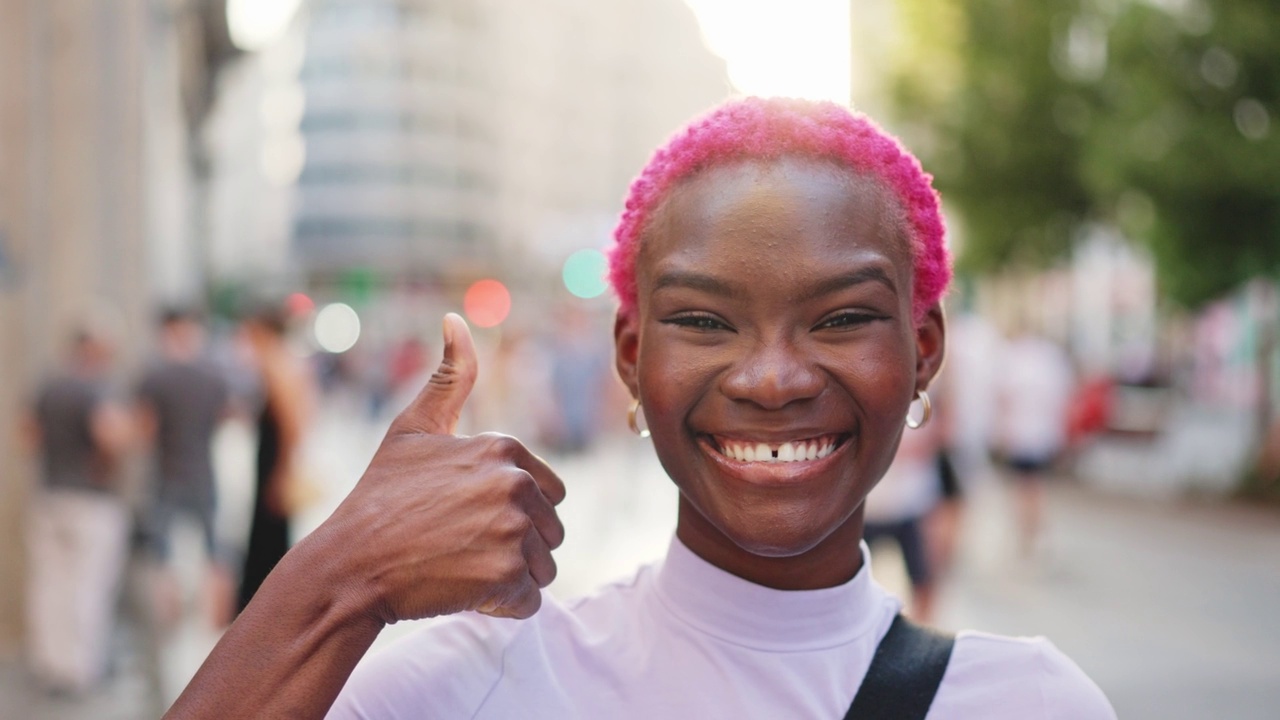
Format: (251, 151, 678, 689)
(716, 507, 845, 559)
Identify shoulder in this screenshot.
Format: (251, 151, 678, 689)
(329, 611, 532, 719)
(936, 631, 1116, 720)
(329, 573, 652, 719)
(329, 591, 595, 720)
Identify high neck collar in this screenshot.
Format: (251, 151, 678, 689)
(651, 536, 891, 652)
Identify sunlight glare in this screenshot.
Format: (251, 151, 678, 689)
(227, 0, 304, 52)
(683, 0, 850, 105)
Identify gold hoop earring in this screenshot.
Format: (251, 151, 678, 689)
(905, 390, 932, 430)
(627, 399, 650, 438)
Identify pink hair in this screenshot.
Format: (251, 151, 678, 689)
(607, 96, 951, 325)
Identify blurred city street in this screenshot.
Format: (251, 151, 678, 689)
(3, 0, 1280, 717)
(3, 400, 1278, 719)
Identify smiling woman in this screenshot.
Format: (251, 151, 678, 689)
(166, 98, 1116, 720)
(617, 154, 939, 581)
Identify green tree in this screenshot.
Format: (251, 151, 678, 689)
(888, 0, 1092, 274)
(889, 0, 1280, 491)
(1084, 0, 1280, 307)
(888, 0, 1280, 306)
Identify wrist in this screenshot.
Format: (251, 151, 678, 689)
(287, 516, 388, 631)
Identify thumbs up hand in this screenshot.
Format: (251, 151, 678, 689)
(325, 313, 566, 625)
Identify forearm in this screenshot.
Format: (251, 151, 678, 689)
(166, 521, 383, 718)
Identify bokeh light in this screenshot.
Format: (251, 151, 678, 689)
(313, 302, 361, 353)
(463, 279, 511, 328)
(286, 291, 315, 316)
(562, 249, 609, 299)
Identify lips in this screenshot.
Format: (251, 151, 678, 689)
(706, 433, 848, 464)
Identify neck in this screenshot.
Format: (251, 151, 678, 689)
(674, 497, 865, 590)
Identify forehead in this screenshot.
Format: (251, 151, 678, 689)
(639, 157, 910, 285)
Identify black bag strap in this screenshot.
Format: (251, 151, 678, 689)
(843, 614, 955, 720)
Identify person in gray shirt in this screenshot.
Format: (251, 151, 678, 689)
(136, 308, 233, 628)
(25, 328, 132, 694)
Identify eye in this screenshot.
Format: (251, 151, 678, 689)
(662, 313, 733, 332)
(814, 311, 883, 331)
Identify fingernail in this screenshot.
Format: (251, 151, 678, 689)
(443, 315, 455, 350)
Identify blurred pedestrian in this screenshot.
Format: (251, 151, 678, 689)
(547, 307, 610, 454)
(23, 327, 133, 694)
(920, 377, 966, 592)
(235, 305, 315, 613)
(995, 327, 1075, 559)
(135, 308, 234, 629)
(863, 397, 944, 622)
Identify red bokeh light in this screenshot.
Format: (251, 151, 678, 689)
(463, 279, 511, 328)
(286, 292, 315, 316)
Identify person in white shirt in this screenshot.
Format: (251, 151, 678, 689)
(862, 408, 944, 622)
(167, 98, 1115, 719)
(996, 330, 1077, 558)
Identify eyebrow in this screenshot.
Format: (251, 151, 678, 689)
(651, 270, 737, 298)
(651, 266, 898, 302)
(799, 266, 898, 303)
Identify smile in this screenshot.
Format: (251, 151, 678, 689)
(706, 434, 849, 464)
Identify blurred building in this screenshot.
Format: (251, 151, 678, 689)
(291, 0, 729, 298)
(0, 0, 238, 656)
(202, 9, 307, 295)
(0, 0, 727, 653)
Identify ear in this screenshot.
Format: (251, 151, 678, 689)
(613, 310, 640, 399)
(914, 303, 946, 394)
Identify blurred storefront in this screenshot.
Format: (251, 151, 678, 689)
(967, 230, 1279, 498)
(0, 0, 730, 656)
(289, 0, 729, 329)
(0, 0, 238, 656)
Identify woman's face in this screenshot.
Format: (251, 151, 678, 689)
(614, 157, 945, 588)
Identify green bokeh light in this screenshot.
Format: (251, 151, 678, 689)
(562, 249, 608, 299)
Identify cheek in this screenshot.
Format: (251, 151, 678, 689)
(636, 337, 709, 423)
(828, 335, 917, 422)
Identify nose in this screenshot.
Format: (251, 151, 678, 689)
(720, 336, 825, 410)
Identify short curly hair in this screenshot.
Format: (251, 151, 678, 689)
(607, 96, 951, 325)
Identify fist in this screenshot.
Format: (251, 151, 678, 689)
(329, 314, 566, 625)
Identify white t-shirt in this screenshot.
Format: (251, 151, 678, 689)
(864, 426, 942, 524)
(329, 538, 1115, 719)
(997, 335, 1076, 459)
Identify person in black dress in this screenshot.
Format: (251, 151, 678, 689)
(237, 308, 313, 613)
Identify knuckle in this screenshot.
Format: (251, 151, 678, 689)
(540, 557, 558, 586)
(506, 469, 537, 501)
(517, 590, 542, 618)
(494, 552, 527, 586)
(547, 519, 566, 549)
(495, 508, 533, 540)
(483, 432, 524, 459)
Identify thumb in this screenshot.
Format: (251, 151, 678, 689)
(395, 313, 478, 435)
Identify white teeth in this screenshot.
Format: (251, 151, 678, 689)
(718, 437, 841, 463)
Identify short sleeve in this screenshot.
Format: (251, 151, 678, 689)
(934, 632, 1116, 719)
(1036, 639, 1116, 720)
